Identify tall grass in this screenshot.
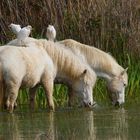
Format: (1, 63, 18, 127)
(0, 0, 140, 107)
(16, 53, 140, 108)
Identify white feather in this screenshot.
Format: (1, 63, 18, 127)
(46, 25, 56, 41)
(17, 25, 32, 45)
(9, 23, 21, 35)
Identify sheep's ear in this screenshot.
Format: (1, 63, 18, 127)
(80, 69, 87, 77)
(83, 69, 87, 74)
(121, 67, 128, 76)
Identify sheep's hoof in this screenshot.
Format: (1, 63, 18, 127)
(8, 105, 14, 113)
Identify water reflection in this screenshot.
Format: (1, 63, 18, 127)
(54, 109, 96, 140)
(0, 107, 139, 140)
(34, 112, 55, 140)
(93, 108, 128, 140)
(112, 108, 128, 140)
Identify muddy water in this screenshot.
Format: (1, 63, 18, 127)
(0, 106, 140, 140)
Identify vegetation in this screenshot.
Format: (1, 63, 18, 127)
(0, 0, 140, 108)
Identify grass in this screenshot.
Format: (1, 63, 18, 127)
(15, 52, 140, 109)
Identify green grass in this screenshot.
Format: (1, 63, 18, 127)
(16, 52, 140, 109)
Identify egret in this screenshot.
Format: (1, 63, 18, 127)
(17, 25, 32, 46)
(9, 23, 21, 35)
(46, 25, 56, 41)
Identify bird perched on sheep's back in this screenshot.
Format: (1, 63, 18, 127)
(17, 25, 32, 46)
(46, 25, 56, 41)
(9, 23, 21, 35)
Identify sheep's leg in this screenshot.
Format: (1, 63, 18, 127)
(6, 86, 19, 113)
(29, 86, 38, 109)
(68, 88, 75, 107)
(42, 78, 54, 111)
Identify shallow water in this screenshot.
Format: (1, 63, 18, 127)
(0, 106, 140, 140)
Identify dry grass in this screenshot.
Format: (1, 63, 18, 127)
(0, 0, 140, 57)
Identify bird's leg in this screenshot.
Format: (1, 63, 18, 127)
(21, 40, 26, 47)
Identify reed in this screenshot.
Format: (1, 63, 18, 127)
(0, 0, 140, 56)
(0, 0, 140, 107)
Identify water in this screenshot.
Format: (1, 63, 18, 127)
(0, 106, 140, 140)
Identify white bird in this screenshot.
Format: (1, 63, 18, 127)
(17, 25, 32, 46)
(46, 25, 56, 41)
(9, 23, 21, 35)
